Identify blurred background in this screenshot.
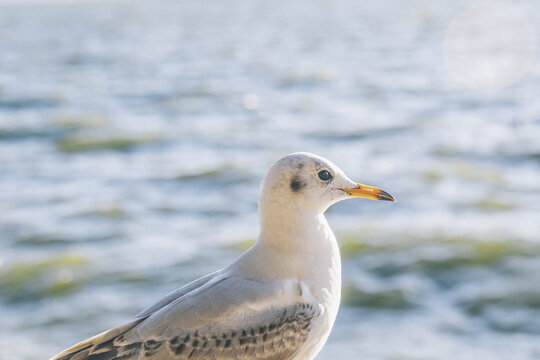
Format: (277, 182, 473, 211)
(1, 0, 540, 359)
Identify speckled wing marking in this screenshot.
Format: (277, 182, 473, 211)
(52, 318, 144, 360)
(54, 304, 317, 360)
(165, 303, 317, 360)
(51, 275, 321, 360)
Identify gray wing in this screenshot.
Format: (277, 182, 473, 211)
(50, 274, 320, 360)
(135, 270, 220, 319)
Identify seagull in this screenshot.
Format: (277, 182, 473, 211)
(50, 152, 395, 360)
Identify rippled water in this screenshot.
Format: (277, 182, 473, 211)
(1, 0, 540, 359)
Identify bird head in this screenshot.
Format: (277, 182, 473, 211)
(259, 152, 395, 215)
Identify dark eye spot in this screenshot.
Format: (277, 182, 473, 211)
(318, 170, 333, 181)
(290, 175, 306, 192)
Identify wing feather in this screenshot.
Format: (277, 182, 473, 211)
(135, 270, 220, 319)
(51, 274, 320, 360)
(51, 318, 144, 360)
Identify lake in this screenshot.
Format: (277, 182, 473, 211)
(1, 0, 540, 359)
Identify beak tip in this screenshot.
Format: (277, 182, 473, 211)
(377, 190, 396, 202)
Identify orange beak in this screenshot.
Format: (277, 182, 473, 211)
(340, 183, 396, 202)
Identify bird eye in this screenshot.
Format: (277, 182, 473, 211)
(318, 170, 333, 181)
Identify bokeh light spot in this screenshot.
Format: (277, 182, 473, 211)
(444, 0, 537, 91)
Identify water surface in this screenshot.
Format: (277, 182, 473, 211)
(1, 0, 540, 359)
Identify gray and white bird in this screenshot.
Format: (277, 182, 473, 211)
(50, 152, 395, 360)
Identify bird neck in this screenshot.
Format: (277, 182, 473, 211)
(243, 204, 341, 301)
(258, 204, 330, 253)
(228, 202, 341, 306)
